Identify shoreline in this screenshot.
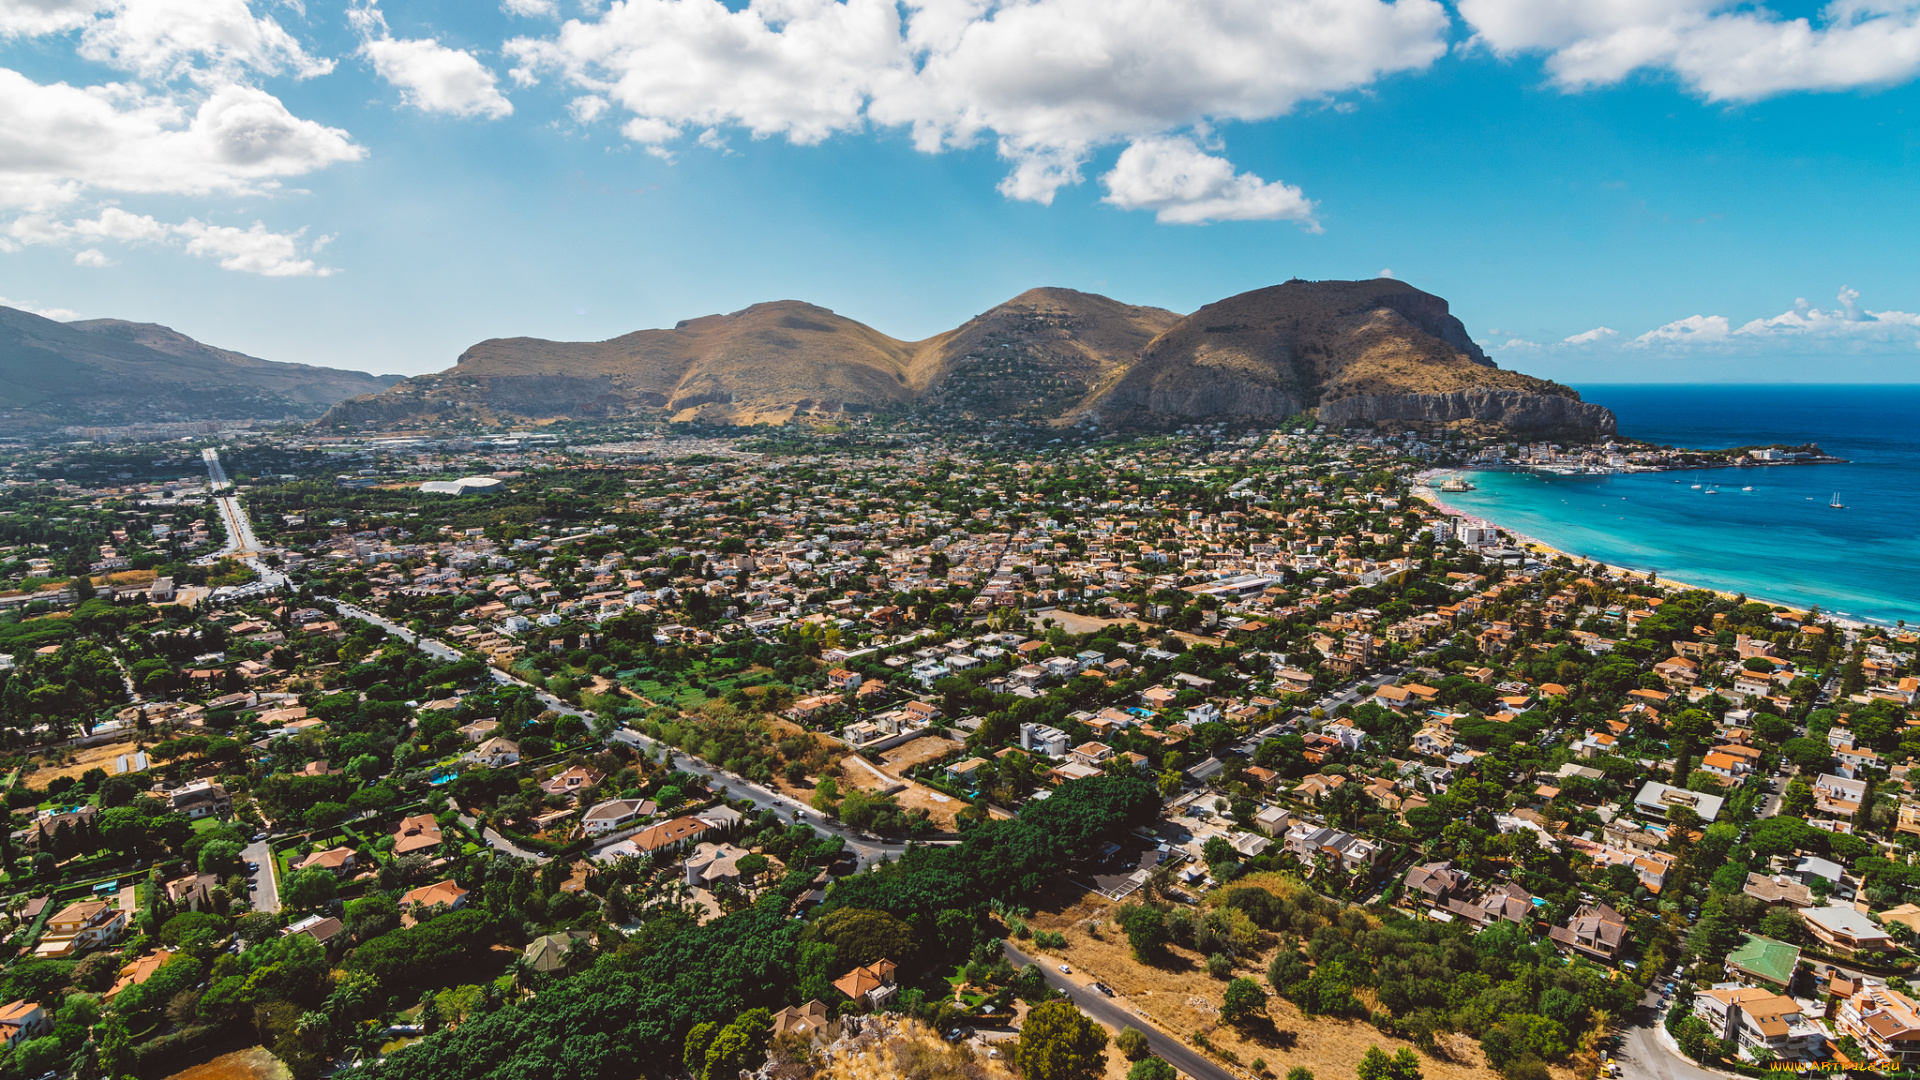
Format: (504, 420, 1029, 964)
(1411, 472, 1888, 632)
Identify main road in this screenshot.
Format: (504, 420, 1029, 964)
(1004, 940, 1231, 1080)
(324, 599, 911, 868)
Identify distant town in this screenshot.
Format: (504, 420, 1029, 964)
(0, 413, 1909, 1080)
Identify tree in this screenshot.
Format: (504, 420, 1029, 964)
(1014, 1001, 1109, 1080)
(1222, 977, 1265, 1027)
(1117, 904, 1168, 962)
(803, 907, 915, 970)
(1128, 1059, 1177, 1080)
(1358, 1045, 1422, 1080)
(281, 867, 338, 912)
(702, 1008, 771, 1080)
(1115, 1028, 1150, 1062)
(1287, 1070, 1316, 1080)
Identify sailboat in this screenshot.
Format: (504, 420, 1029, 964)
(1741, 486, 1753, 492)
(1830, 492, 1845, 509)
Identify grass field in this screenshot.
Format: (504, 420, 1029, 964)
(26, 737, 142, 786)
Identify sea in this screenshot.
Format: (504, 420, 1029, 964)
(1427, 384, 1920, 626)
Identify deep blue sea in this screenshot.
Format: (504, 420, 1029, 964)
(1429, 385, 1920, 626)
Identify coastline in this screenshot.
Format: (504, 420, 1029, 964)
(1410, 472, 1885, 632)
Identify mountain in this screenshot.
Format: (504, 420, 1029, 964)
(0, 305, 400, 427)
(321, 280, 1615, 438)
(1087, 278, 1616, 436)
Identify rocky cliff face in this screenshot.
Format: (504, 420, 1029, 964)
(1317, 388, 1617, 436)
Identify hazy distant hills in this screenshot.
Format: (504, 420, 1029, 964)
(323, 279, 1614, 437)
(0, 305, 399, 428)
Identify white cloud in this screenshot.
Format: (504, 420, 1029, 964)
(567, 93, 607, 123)
(362, 37, 514, 118)
(0, 294, 79, 319)
(1457, 0, 1920, 100)
(6, 206, 336, 275)
(506, 0, 1451, 211)
(1099, 136, 1317, 226)
(1378, 268, 1395, 278)
(1563, 326, 1618, 344)
(0, 71, 365, 211)
(175, 217, 332, 275)
(1634, 313, 1732, 344)
(500, 0, 555, 15)
(75, 0, 333, 84)
(0, 0, 101, 38)
(352, 1, 513, 119)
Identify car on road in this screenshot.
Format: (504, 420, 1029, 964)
(1059, 964, 1071, 974)
(246, 862, 258, 872)
(251, 832, 268, 842)
(1093, 982, 1114, 997)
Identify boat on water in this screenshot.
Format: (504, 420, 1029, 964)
(1830, 492, 1845, 509)
(1690, 483, 1702, 489)
(1704, 486, 1718, 494)
(1741, 486, 1753, 491)
(1438, 474, 1477, 492)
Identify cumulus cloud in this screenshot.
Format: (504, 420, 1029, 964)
(1457, 0, 1920, 100)
(0, 294, 79, 319)
(352, 1, 513, 119)
(506, 0, 1450, 211)
(500, 0, 555, 15)
(1634, 313, 1732, 345)
(1563, 326, 1618, 344)
(0, 72, 364, 211)
(0, 0, 100, 38)
(5, 206, 337, 275)
(1099, 136, 1317, 226)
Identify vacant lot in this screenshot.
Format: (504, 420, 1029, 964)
(879, 732, 967, 772)
(1022, 888, 1535, 1080)
(26, 738, 143, 787)
(160, 1047, 290, 1080)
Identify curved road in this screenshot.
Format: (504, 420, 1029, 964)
(1004, 940, 1230, 1080)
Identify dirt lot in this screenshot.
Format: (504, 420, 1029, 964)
(836, 752, 969, 829)
(1039, 609, 1215, 648)
(1020, 886, 1537, 1080)
(879, 733, 967, 772)
(24, 737, 144, 787)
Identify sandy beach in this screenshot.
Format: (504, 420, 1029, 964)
(1408, 471, 1877, 629)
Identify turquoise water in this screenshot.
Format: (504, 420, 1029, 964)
(1429, 385, 1920, 626)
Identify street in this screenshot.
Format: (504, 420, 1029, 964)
(1616, 1005, 1734, 1080)
(243, 837, 281, 914)
(1003, 940, 1231, 1080)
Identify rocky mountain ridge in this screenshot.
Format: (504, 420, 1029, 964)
(323, 279, 1614, 437)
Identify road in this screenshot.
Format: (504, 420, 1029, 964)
(1616, 1004, 1736, 1080)
(243, 837, 281, 913)
(1003, 941, 1231, 1080)
(323, 598, 911, 868)
(459, 813, 549, 863)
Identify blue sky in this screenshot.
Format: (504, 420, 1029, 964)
(2, 0, 1919, 383)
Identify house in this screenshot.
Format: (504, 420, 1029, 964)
(1726, 934, 1801, 990)
(1069, 742, 1113, 768)
(1814, 773, 1867, 816)
(581, 798, 655, 837)
(769, 1000, 841, 1043)
(542, 766, 601, 798)
(1837, 983, 1920, 1067)
(162, 780, 231, 820)
(399, 879, 469, 915)
(1633, 782, 1725, 823)
(1019, 723, 1070, 758)
(392, 814, 444, 856)
(1253, 805, 1292, 836)
(525, 931, 594, 974)
(1469, 882, 1537, 927)
(826, 668, 862, 691)
(293, 846, 358, 878)
(945, 757, 989, 789)
(1693, 986, 1826, 1061)
(105, 951, 174, 999)
(458, 718, 501, 742)
(283, 914, 345, 946)
(0, 1001, 49, 1047)
(1295, 774, 1346, 803)
(1803, 905, 1895, 954)
(34, 899, 127, 957)
(1547, 902, 1628, 961)
(627, 815, 712, 854)
(1699, 751, 1749, 780)
(1404, 861, 1468, 906)
(1184, 702, 1222, 726)
(465, 737, 521, 768)
(685, 842, 753, 888)
(832, 958, 898, 1008)
(1743, 873, 1815, 908)
(164, 873, 220, 911)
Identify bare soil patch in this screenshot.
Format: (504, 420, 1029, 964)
(159, 1047, 290, 1080)
(879, 733, 966, 772)
(25, 738, 144, 786)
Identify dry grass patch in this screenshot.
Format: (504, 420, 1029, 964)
(25, 738, 145, 786)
